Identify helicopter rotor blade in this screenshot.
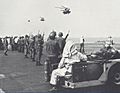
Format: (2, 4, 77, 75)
(55, 6, 65, 9)
(61, 5, 67, 8)
(61, 5, 70, 10)
(40, 16, 44, 18)
(60, 9, 65, 11)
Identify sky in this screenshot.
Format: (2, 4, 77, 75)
(0, 0, 120, 38)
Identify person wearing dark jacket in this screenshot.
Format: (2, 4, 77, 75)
(43, 31, 61, 81)
(0, 38, 3, 50)
(57, 31, 69, 54)
(24, 35, 29, 58)
(35, 34, 44, 66)
(44, 32, 60, 62)
(3, 37, 8, 56)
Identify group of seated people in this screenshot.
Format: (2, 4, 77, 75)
(49, 40, 120, 91)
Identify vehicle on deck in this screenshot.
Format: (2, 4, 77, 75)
(45, 43, 120, 89)
(56, 49, 120, 89)
(58, 58, 120, 88)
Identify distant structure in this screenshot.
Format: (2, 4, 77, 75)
(97, 40, 106, 45)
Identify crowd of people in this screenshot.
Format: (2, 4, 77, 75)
(0, 31, 69, 66)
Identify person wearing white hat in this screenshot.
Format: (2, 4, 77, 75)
(49, 40, 87, 91)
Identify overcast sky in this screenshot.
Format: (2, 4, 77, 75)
(0, 0, 120, 38)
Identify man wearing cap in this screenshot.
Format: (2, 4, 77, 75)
(29, 35, 36, 61)
(0, 38, 3, 50)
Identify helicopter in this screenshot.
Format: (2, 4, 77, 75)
(27, 17, 45, 22)
(40, 17, 45, 21)
(28, 19, 31, 22)
(55, 6, 71, 14)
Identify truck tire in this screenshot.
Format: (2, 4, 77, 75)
(108, 65, 120, 85)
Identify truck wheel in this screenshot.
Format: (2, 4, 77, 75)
(108, 67, 120, 85)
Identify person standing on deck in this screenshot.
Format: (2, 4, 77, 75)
(105, 36, 114, 48)
(80, 36, 85, 53)
(35, 34, 44, 66)
(57, 31, 70, 55)
(3, 37, 8, 56)
(29, 36, 36, 61)
(24, 35, 29, 58)
(43, 31, 61, 81)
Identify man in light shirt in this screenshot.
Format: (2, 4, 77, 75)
(105, 36, 114, 48)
